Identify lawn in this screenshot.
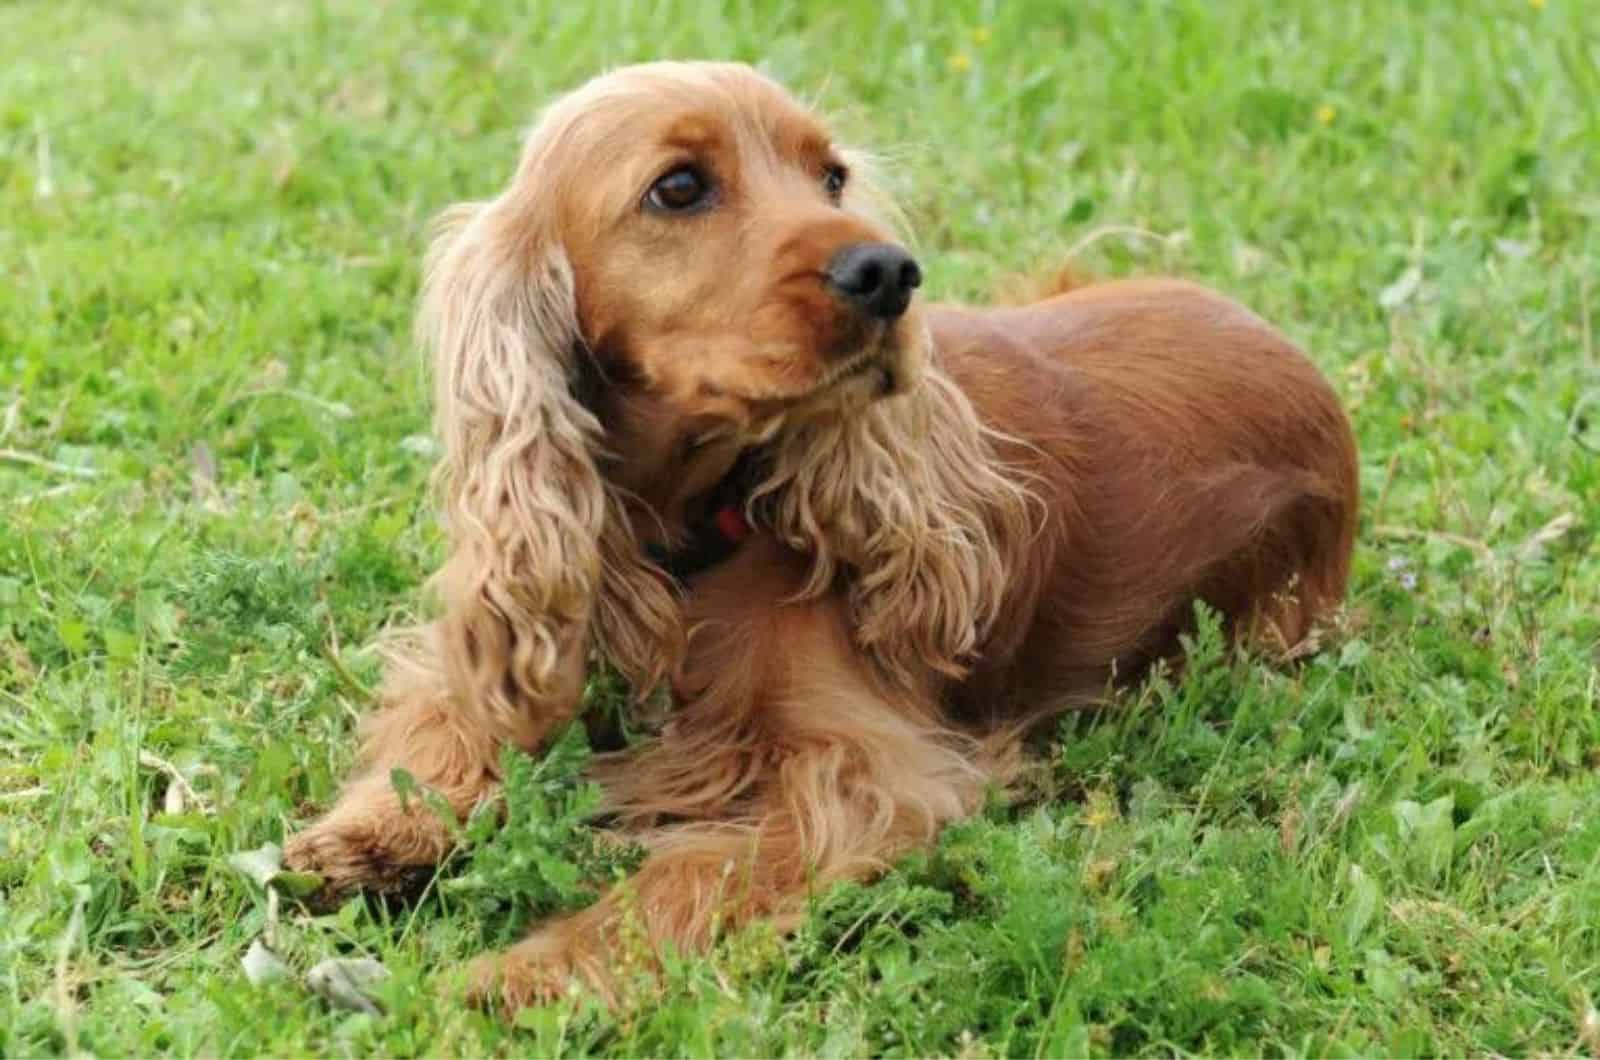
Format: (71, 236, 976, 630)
(2, 0, 1598, 1055)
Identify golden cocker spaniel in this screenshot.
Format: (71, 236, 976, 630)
(285, 61, 1359, 1011)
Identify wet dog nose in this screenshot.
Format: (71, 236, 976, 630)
(824, 242, 922, 320)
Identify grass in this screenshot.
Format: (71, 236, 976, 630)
(2, 0, 1597, 1054)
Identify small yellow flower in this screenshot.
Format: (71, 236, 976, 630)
(1083, 857, 1118, 889)
(1529, 0, 1545, 10)
(948, 51, 972, 74)
(1315, 103, 1337, 126)
(972, 26, 992, 45)
(1083, 790, 1119, 830)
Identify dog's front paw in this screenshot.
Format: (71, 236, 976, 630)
(465, 948, 573, 1018)
(283, 784, 453, 908)
(282, 819, 431, 909)
(464, 929, 618, 1017)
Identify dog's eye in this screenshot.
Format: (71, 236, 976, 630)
(646, 166, 712, 213)
(822, 163, 848, 201)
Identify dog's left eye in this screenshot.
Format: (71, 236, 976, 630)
(646, 166, 713, 213)
(822, 163, 848, 200)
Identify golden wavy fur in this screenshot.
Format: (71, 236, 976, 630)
(285, 61, 1359, 1012)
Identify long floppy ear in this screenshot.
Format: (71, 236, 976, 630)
(421, 200, 606, 717)
(752, 145, 1038, 689)
(421, 200, 682, 719)
(755, 355, 1038, 690)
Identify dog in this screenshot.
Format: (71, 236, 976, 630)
(284, 60, 1358, 1012)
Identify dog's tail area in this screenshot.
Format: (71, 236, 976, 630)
(985, 456, 1356, 755)
(1159, 459, 1357, 657)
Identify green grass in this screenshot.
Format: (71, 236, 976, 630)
(3, 0, 1598, 1054)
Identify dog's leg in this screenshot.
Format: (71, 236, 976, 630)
(285, 628, 586, 903)
(463, 592, 995, 1012)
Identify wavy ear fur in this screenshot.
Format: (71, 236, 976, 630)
(421, 201, 605, 717)
(421, 200, 680, 720)
(755, 360, 1037, 689)
(750, 149, 1038, 690)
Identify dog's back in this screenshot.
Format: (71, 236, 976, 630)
(929, 279, 1359, 715)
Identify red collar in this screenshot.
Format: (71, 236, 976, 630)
(712, 504, 752, 544)
(644, 451, 763, 582)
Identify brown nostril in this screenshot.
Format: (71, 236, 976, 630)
(823, 242, 921, 320)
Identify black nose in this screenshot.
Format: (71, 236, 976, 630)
(823, 242, 922, 320)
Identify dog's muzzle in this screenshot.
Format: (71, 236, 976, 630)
(823, 242, 922, 321)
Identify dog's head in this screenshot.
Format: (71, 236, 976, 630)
(448, 63, 925, 459)
(549, 63, 926, 431)
(422, 62, 1027, 712)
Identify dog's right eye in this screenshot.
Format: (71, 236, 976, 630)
(646, 166, 713, 214)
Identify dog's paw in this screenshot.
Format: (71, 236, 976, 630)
(464, 949, 572, 1018)
(464, 932, 618, 1018)
(282, 811, 440, 910)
